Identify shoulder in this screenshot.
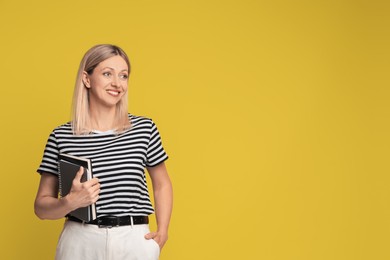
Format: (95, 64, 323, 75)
(49, 122, 73, 136)
(127, 114, 163, 136)
(128, 114, 154, 126)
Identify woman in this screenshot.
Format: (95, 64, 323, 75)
(34, 44, 173, 260)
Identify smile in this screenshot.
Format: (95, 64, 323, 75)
(107, 90, 121, 96)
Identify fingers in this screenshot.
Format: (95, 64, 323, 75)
(89, 177, 100, 185)
(73, 171, 100, 198)
(82, 177, 100, 188)
(145, 232, 166, 250)
(91, 184, 100, 199)
(74, 168, 99, 186)
(74, 167, 85, 182)
(83, 180, 100, 201)
(72, 182, 100, 207)
(145, 232, 156, 239)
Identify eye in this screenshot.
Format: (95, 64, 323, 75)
(103, 72, 111, 77)
(120, 74, 129, 80)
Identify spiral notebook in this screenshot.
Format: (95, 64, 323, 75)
(58, 153, 97, 222)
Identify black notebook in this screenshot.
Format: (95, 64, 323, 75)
(58, 153, 97, 222)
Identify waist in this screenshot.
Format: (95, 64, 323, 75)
(67, 215, 149, 228)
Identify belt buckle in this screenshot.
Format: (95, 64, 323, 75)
(98, 216, 120, 228)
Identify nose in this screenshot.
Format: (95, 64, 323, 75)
(111, 75, 121, 87)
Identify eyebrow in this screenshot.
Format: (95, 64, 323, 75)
(101, 67, 128, 72)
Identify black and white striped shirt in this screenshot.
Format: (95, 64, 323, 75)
(37, 114, 168, 217)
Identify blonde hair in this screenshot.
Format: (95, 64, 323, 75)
(71, 44, 131, 135)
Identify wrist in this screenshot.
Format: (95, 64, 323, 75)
(157, 226, 169, 235)
(62, 194, 76, 212)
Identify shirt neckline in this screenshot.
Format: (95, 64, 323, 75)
(92, 129, 116, 135)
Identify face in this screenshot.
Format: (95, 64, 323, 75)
(83, 55, 129, 109)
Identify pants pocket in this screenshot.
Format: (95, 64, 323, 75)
(141, 226, 161, 259)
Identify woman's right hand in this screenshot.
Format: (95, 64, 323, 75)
(66, 167, 100, 210)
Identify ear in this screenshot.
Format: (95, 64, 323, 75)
(82, 71, 91, 88)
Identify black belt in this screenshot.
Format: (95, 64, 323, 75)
(67, 215, 149, 228)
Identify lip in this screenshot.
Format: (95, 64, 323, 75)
(106, 90, 121, 96)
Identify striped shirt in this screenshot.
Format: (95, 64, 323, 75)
(37, 114, 168, 217)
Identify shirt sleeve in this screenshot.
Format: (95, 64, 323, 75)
(146, 120, 169, 167)
(37, 130, 60, 176)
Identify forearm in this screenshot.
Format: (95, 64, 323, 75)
(34, 171, 100, 220)
(34, 195, 74, 220)
(154, 182, 173, 233)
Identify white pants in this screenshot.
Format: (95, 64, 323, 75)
(55, 220, 160, 260)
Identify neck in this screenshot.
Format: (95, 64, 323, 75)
(89, 106, 117, 131)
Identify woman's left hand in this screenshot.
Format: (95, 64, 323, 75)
(145, 230, 168, 250)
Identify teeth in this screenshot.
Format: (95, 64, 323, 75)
(107, 90, 120, 96)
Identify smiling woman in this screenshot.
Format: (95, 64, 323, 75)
(72, 45, 131, 135)
(34, 44, 173, 260)
(83, 55, 129, 130)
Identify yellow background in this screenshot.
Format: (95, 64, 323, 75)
(0, 0, 389, 259)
